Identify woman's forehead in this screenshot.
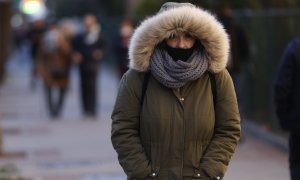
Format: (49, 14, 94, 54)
(168, 31, 196, 38)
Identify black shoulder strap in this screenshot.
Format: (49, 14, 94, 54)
(208, 71, 217, 108)
(141, 72, 150, 106)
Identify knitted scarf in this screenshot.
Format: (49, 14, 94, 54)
(150, 48, 208, 89)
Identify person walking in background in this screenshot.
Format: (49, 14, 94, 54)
(27, 19, 47, 89)
(216, 2, 249, 143)
(72, 14, 105, 117)
(37, 21, 72, 118)
(274, 37, 300, 180)
(111, 2, 241, 179)
(113, 18, 134, 79)
(216, 2, 249, 100)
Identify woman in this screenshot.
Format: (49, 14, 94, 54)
(37, 23, 72, 118)
(111, 2, 241, 179)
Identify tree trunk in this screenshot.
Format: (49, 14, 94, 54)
(0, 0, 12, 83)
(0, 0, 12, 155)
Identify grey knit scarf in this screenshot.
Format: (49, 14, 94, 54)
(150, 48, 208, 89)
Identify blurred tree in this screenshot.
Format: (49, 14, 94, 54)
(261, 0, 289, 8)
(45, 0, 300, 19)
(46, 0, 125, 18)
(101, 1, 125, 16)
(0, 0, 11, 83)
(134, 0, 166, 17)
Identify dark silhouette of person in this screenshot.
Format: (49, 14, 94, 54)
(274, 37, 300, 180)
(27, 19, 47, 89)
(72, 15, 105, 117)
(216, 2, 249, 142)
(216, 2, 249, 79)
(113, 19, 134, 79)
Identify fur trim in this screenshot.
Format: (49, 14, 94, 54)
(129, 5, 230, 73)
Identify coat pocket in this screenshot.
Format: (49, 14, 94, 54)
(142, 142, 160, 179)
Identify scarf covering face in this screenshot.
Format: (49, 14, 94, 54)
(150, 48, 208, 89)
(166, 45, 195, 62)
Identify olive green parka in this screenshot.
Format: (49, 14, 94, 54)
(111, 3, 241, 180)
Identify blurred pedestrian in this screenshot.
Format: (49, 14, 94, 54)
(274, 37, 300, 180)
(216, 2, 249, 143)
(37, 21, 72, 118)
(216, 2, 249, 99)
(111, 2, 241, 179)
(113, 18, 134, 79)
(72, 14, 105, 117)
(27, 19, 47, 89)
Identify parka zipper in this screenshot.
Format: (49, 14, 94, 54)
(172, 88, 185, 179)
(178, 88, 185, 180)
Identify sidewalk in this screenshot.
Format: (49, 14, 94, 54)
(0, 51, 290, 180)
(0, 50, 125, 179)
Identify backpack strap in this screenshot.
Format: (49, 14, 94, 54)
(141, 72, 150, 106)
(208, 71, 217, 108)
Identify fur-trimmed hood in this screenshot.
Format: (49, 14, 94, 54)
(128, 3, 230, 73)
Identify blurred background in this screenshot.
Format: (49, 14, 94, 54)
(0, 0, 299, 179)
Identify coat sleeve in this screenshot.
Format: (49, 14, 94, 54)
(111, 70, 152, 179)
(274, 40, 295, 129)
(200, 69, 241, 178)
